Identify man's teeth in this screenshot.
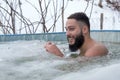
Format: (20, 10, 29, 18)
(68, 38, 72, 40)
(68, 38, 73, 41)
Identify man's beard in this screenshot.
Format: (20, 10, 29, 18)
(68, 32, 84, 52)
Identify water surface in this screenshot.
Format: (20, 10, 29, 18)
(0, 40, 120, 80)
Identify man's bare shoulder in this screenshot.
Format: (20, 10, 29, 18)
(85, 42, 108, 57)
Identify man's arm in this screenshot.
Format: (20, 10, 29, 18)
(44, 42, 64, 57)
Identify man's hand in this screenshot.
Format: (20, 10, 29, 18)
(44, 42, 64, 57)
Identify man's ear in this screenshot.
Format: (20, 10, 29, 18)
(82, 26, 88, 34)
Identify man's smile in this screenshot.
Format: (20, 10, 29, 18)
(68, 37, 75, 45)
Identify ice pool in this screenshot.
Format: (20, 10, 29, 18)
(0, 40, 120, 80)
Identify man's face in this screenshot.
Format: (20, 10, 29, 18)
(65, 19, 84, 52)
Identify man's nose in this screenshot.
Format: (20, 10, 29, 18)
(66, 31, 70, 36)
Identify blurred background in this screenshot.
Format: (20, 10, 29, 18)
(0, 0, 120, 34)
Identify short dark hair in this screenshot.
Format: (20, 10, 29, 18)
(67, 12, 90, 31)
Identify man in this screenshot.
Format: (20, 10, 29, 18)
(44, 12, 108, 57)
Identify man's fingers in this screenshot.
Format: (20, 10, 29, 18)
(44, 42, 54, 52)
(46, 48, 48, 51)
(44, 42, 51, 47)
(47, 41, 52, 45)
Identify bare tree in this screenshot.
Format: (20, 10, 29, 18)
(2, 0, 103, 34)
(38, 0, 50, 33)
(0, 0, 34, 34)
(98, 0, 103, 8)
(0, 0, 17, 34)
(48, 0, 68, 32)
(48, 0, 63, 32)
(84, 0, 90, 12)
(0, 0, 69, 34)
(106, 0, 120, 11)
(89, 0, 94, 18)
(18, 0, 24, 34)
(37, 0, 68, 33)
(61, 0, 65, 32)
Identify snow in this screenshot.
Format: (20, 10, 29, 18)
(0, 0, 120, 34)
(23, 0, 120, 31)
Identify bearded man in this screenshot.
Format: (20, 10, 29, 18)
(44, 12, 108, 57)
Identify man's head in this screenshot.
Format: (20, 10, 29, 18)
(65, 12, 90, 52)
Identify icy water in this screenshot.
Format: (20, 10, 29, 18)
(0, 40, 120, 80)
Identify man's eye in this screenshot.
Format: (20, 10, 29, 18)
(69, 28, 75, 31)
